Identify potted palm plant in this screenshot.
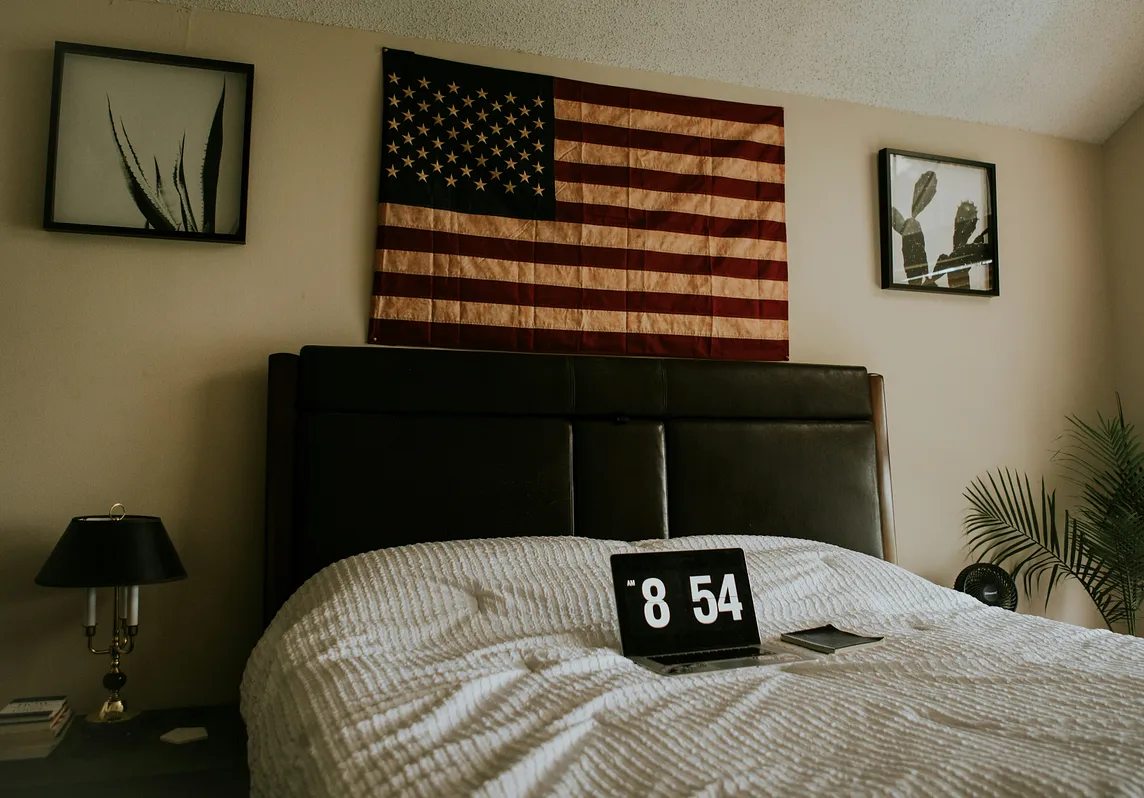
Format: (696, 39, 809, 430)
(964, 399, 1144, 634)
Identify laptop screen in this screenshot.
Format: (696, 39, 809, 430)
(610, 548, 761, 657)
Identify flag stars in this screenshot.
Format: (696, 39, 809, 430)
(388, 72, 400, 84)
(383, 69, 556, 203)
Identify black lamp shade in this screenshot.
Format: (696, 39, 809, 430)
(35, 515, 187, 587)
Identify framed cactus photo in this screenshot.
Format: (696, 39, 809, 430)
(43, 42, 253, 244)
(878, 148, 998, 296)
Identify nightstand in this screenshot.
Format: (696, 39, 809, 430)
(0, 704, 248, 797)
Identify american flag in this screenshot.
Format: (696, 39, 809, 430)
(370, 50, 787, 360)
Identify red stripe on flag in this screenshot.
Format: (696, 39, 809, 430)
(374, 272, 789, 320)
(369, 318, 790, 361)
(554, 119, 784, 165)
(554, 202, 786, 242)
(553, 78, 784, 128)
(553, 161, 785, 202)
(378, 225, 789, 281)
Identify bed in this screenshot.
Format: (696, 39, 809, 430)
(242, 346, 1144, 797)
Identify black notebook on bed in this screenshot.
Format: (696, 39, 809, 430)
(779, 624, 884, 653)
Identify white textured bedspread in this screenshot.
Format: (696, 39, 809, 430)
(242, 536, 1144, 797)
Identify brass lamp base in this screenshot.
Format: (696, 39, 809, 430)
(86, 706, 141, 723)
(85, 692, 141, 724)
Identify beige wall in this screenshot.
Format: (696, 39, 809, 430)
(1105, 105, 1144, 425)
(1, 0, 1111, 711)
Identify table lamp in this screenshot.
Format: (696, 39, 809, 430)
(35, 504, 187, 723)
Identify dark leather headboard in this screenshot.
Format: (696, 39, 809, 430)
(263, 346, 897, 625)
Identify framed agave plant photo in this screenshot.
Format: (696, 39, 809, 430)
(878, 148, 999, 296)
(43, 42, 253, 243)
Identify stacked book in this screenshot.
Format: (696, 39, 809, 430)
(0, 695, 73, 760)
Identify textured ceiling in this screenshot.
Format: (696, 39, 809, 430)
(149, 0, 1144, 142)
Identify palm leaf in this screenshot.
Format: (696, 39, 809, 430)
(200, 82, 226, 234)
(965, 399, 1144, 634)
(964, 471, 1112, 625)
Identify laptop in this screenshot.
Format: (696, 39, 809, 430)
(610, 548, 805, 675)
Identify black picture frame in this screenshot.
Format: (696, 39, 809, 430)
(43, 42, 254, 244)
(878, 148, 999, 296)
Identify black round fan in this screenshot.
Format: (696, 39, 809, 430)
(954, 563, 1018, 611)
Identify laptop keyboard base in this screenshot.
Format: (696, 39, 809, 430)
(647, 646, 762, 666)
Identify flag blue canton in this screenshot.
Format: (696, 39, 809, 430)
(380, 50, 556, 220)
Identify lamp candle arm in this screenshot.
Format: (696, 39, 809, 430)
(85, 625, 109, 655)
